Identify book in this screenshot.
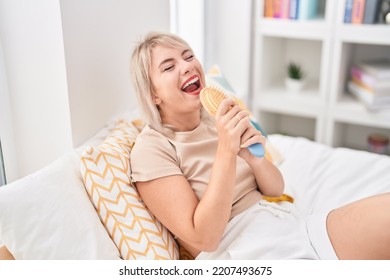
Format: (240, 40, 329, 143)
(289, 0, 299, 20)
(351, 0, 366, 24)
(273, 0, 282, 18)
(363, 0, 381, 24)
(280, 0, 290, 19)
(344, 0, 354, 23)
(264, 0, 274, 18)
(351, 66, 390, 94)
(358, 59, 390, 80)
(351, 76, 390, 96)
(298, 0, 318, 20)
(348, 81, 390, 110)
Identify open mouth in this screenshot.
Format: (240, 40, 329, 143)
(181, 75, 201, 94)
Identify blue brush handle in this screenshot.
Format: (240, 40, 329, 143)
(247, 119, 265, 157)
(247, 143, 265, 157)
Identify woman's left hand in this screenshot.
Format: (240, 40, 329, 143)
(238, 124, 267, 163)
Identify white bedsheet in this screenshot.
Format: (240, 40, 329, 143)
(198, 135, 390, 260)
(269, 134, 390, 216)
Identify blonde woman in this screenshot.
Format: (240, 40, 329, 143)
(129, 31, 390, 260)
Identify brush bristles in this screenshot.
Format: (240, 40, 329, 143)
(200, 86, 229, 116)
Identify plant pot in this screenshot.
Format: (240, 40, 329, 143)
(285, 77, 305, 93)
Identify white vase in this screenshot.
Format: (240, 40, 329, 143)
(285, 77, 305, 93)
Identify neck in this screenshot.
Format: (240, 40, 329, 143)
(162, 110, 201, 132)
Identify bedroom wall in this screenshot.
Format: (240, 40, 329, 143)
(60, 0, 170, 147)
(0, 0, 170, 182)
(204, 0, 253, 102)
(0, 0, 73, 182)
(0, 0, 247, 182)
(0, 41, 18, 183)
(171, 0, 205, 65)
(173, 0, 253, 102)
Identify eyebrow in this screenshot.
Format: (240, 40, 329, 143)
(158, 49, 191, 69)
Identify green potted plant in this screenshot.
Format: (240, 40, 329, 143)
(285, 62, 306, 93)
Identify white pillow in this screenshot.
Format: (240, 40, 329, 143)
(0, 151, 121, 259)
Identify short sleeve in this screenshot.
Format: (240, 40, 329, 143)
(130, 126, 182, 182)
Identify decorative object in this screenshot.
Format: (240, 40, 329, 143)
(285, 62, 306, 93)
(368, 133, 389, 154)
(379, 0, 390, 24)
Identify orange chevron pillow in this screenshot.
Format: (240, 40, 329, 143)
(80, 119, 179, 260)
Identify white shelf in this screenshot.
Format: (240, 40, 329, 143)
(337, 24, 390, 45)
(252, 0, 390, 152)
(256, 82, 322, 118)
(258, 18, 331, 40)
(332, 96, 390, 129)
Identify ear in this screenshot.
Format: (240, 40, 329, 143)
(152, 94, 162, 105)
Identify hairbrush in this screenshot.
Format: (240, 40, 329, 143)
(200, 86, 265, 157)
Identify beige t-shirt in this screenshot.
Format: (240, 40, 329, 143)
(130, 121, 262, 219)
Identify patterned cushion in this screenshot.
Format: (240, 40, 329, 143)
(80, 119, 179, 260)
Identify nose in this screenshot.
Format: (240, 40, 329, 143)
(181, 60, 194, 75)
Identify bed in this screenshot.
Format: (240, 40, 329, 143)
(0, 108, 389, 260)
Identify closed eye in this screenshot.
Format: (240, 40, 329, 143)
(163, 65, 174, 72)
(185, 54, 194, 61)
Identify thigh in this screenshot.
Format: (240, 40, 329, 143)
(327, 192, 390, 259)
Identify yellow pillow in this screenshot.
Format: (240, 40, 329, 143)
(80, 119, 179, 260)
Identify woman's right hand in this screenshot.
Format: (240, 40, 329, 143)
(215, 98, 250, 155)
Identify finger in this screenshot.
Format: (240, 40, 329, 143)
(234, 111, 250, 124)
(240, 124, 261, 141)
(215, 98, 236, 117)
(241, 130, 266, 148)
(219, 105, 242, 128)
(225, 104, 241, 120)
(234, 116, 251, 136)
(225, 107, 250, 128)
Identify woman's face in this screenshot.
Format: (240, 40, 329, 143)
(149, 45, 205, 117)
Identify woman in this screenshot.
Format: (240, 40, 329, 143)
(130, 31, 390, 260)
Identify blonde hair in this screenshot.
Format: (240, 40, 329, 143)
(130, 32, 190, 132)
(130, 31, 212, 133)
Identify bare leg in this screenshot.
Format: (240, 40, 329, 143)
(327, 192, 390, 259)
(0, 245, 15, 260)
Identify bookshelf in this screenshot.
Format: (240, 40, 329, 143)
(251, 0, 390, 155)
